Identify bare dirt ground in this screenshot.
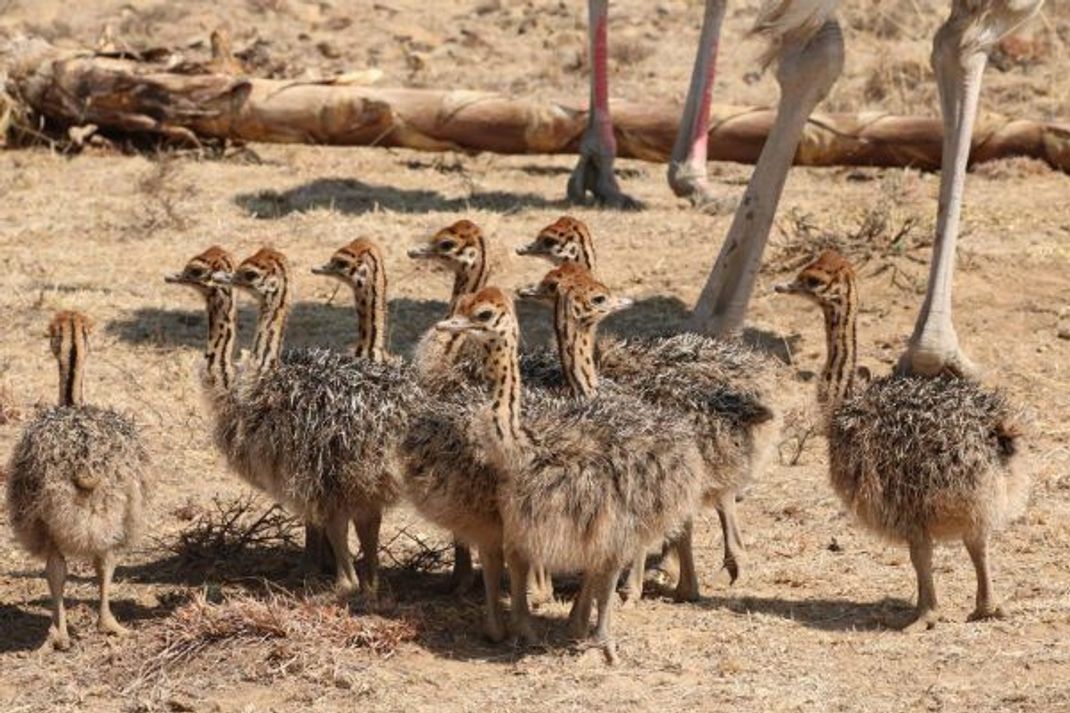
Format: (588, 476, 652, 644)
(1, 1, 1068, 712)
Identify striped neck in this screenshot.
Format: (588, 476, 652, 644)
(251, 280, 290, 373)
(819, 274, 858, 408)
(568, 232, 596, 272)
(205, 286, 237, 389)
(449, 239, 488, 311)
(354, 256, 388, 363)
(442, 239, 488, 362)
(482, 328, 524, 449)
(57, 336, 86, 408)
(554, 293, 599, 398)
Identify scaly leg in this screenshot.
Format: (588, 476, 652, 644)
(353, 508, 382, 598)
(667, 0, 728, 211)
(672, 520, 700, 602)
(713, 489, 745, 587)
(900, 1, 1042, 377)
(618, 548, 645, 608)
(687, 21, 845, 336)
(95, 551, 127, 637)
(904, 535, 939, 632)
(567, 573, 595, 639)
(527, 563, 554, 607)
(324, 513, 358, 597)
(964, 533, 1005, 622)
(649, 539, 680, 589)
(567, 0, 639, 209)
(45, 551, 70, 651)
(479, 545, 507, 642)
(506, 549, 537, 646)
(301, 524, 335, 576)
(591, 567, 623, 665)
(447, 541, 476, 596)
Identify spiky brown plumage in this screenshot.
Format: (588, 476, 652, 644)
(221, 244, 429, 595)
(778, 249, 1031, 628)
(231, 348, 423, 523)
(440, 287, 705, 656)
(6, 310, 151, 648)
(7, 405, 150, 559)
(496, 388, 705, 573)
(829, 374, 1029, 542)
(401, 386, 503, 549)
(518, 261, 785, 595)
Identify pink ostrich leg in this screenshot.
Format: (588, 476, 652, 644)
(569, 0, 729, 209)
(667, 0, 728, 209)
(568, 0, 638, 209)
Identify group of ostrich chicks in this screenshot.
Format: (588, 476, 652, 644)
(5, 216, 1030, 663)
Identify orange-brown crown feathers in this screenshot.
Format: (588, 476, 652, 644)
(516, 215, 595, 269)
(774, 249, 856, 304)
(408, 219, 486, 263)
(543, 265, 632, 324)
(313, 237, 384, 285)
(518, 263, 592, 302)
(196, 246, 236, 272)
(229, 247, 289, 290)
(435, 286, 515, 339)
(166, 245, 236, 288)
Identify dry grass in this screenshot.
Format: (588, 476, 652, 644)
(766, 200, 928, 291)
(0, 384, 20, 425)
(120, 589, 418, 693)
(0, 2, 1067, 712)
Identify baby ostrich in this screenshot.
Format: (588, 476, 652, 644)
(407, 219, 490, 592)
(166, 246, 333, 573)
(518, 217, 782, 600)
(438, 287, 705, 663)
(6, 311, 151, 650)
(407, 218, 491, 378)
(776, 251, 1030, 629)
(218, 247, 423, 596)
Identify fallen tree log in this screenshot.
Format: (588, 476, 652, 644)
(4, 37, 1069, 172)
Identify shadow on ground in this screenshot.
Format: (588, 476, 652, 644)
(107, 296, 798, 363)
(234, 178, 562, 218)
(697, 593, 911, 632)
(0, 591, 186, 654)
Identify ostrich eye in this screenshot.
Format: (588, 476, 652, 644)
(474, 309, 495, 322)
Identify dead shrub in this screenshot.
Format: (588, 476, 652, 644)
(164, 494, 301, 565)
(123, 590, 418, 691)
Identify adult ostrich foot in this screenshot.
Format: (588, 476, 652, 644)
(668, 161, 736, 214)
(567, 149, 641, 210)
(897, 339, 980, 380)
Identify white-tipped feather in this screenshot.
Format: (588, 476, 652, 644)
(753, 0, 839, 66)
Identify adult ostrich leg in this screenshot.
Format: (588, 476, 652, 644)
(569, 0, 725, 209)
(689, 0, 1043, 379)
(897, 0, 1042, 378)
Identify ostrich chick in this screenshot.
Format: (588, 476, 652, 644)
(776, 251, 1030, 629)
(6, 311, 151, 650)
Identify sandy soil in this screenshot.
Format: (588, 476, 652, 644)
(1, 1, 1068, 712)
